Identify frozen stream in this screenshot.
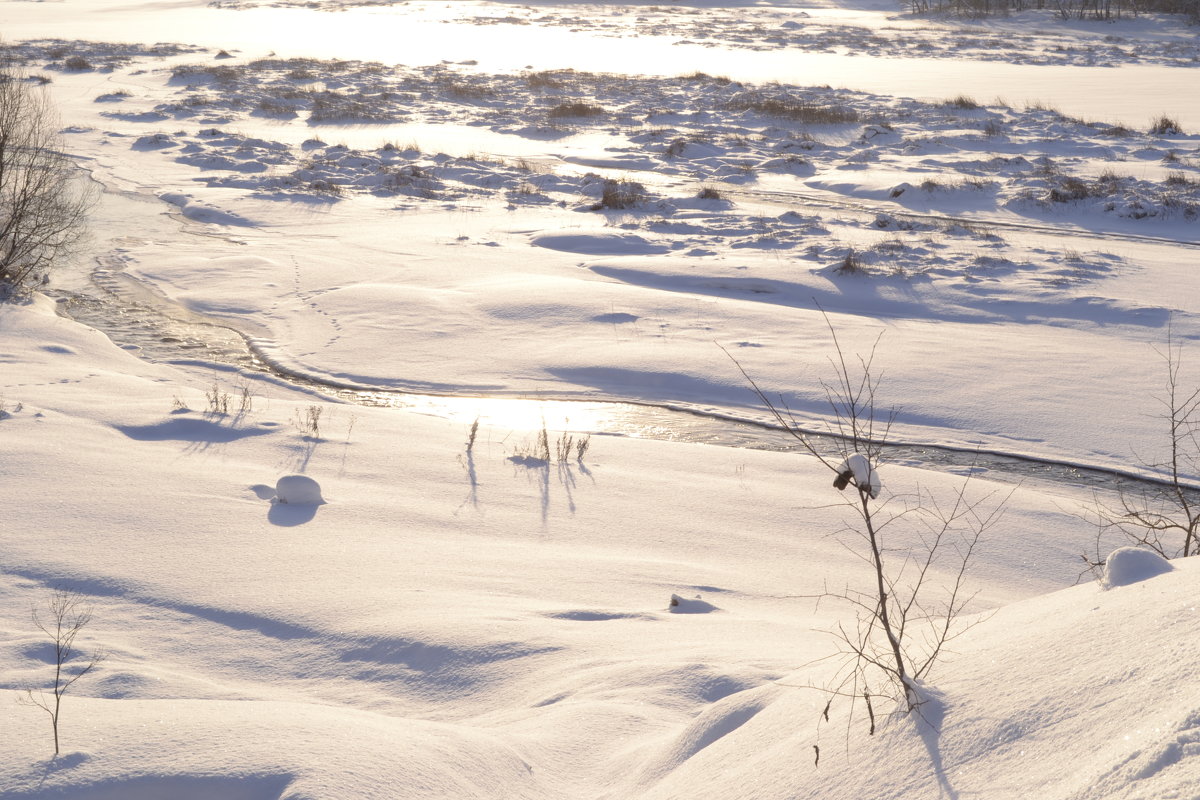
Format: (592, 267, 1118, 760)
(53, 279, 1190, 498)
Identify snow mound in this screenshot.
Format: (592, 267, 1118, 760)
(639, 684, 778, 787)
(1101, 546, 1174, 589)
(668, 594, 719, 614)
(275, 474, 324, 505)
(530, 232, 669, 256)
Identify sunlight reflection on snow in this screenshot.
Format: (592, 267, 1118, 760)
(363, 392, 617, 433)
(8, 0, 1193, 127)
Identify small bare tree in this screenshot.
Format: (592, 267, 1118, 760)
(1087, 332, 1200, 564)
(20, 589, 104, 756)
(724, 315, 1006, 728)
(0, 61, 96, 299)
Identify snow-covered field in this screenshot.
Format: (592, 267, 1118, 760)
(2, 1, 1199, 797)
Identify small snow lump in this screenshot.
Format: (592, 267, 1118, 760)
(275, 474, 323, 505)
(831, 453, 880, 499)
(1101, 546, 1173, 590)
(669, 594, 719, 614)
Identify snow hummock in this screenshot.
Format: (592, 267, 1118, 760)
(275, 474, 324, 505)
(668, 594, 720, 614)
(1101, 546, 1174, 589)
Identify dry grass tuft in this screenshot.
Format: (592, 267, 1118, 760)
(1150, 115, 1184, 136)
(726, 92, 859, 125)
(944, 94, 980, 110)
(592, 178, 646, 210)
(548, 101, 605, 119)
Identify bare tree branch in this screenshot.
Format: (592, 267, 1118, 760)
(0, 64, 97, 300)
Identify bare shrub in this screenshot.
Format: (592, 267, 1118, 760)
(592, 178, 646, 210)
(547, 101, 605, 119)
(1024, 100, 1063, 114)
(237, 382, 254, 413)
(172, 63, 240, 84)
(665, 138, 689, 158)
(1087, 332, 1200, 562)
(1033, 156, 1059, 177)
(944, 94, 979, 110)
(555, 432, 576, 462)
(511, 421, 552, 463)
(0, 64, 97, 298)
(309, 91, 395, 122)
(525, 70, 564, 89)
(434, 76, 495, 100)
(834, 248, 865, 275)
(294, 405, 323, 438)
(20, 590, 104, 756)
(308, 179, 343, 196)
(697, 185, 724, 200)
(1100, 123, 1135, 138)
(941, 220, 1001, 241)
(724, 316, 1004, 727)
(204, 383, 230, 414)
(62, 55, 92, 71)
(1165, 171, 1199, 188)
(256, 98, 298, 117)
(726, 92, 859, 124)
(1047, 176, 1093, 203)
(1150, 115, 1184, 136)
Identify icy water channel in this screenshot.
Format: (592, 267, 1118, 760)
(54, 284, 1186, 498)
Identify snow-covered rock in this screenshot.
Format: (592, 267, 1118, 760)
(1101, 546, 1173, 589)
(668, 594, 719, 614)
(275, 474, 324, 505)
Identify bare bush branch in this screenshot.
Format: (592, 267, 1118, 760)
(19, 589, 104, 756)
(1087, 329, 1200, 562)
(725, 312, 1005, 738)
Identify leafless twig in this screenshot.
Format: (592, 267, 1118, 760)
(19, 589, 104, 756)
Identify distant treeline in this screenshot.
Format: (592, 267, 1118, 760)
(908, 0, 1200, 20)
